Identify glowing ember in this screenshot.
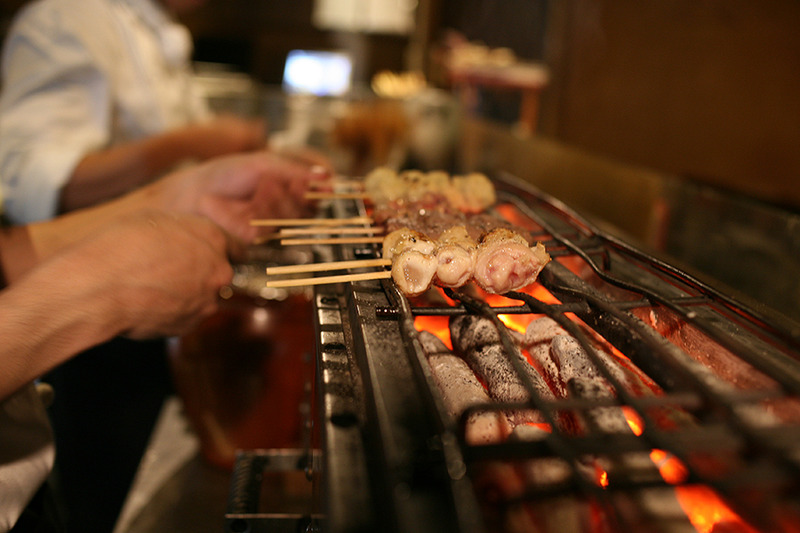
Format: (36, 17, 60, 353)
(414, 282, 759, 533)
(677, 486, 759, 533)
(495, 204, 541, 231)
(597, 467, 609, 488)
(415, 315, 451, 349)
(623, 407, 644, 436)
(484, 284, 561, 333)
(623, 407, 689, 484)
(622, 408, 756, 531)
(650, 449, 689, 485)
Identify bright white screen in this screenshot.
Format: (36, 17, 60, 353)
(282, 50, 353, 96)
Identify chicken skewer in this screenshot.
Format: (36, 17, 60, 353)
(306, 168, 497, 213)
(385, 226, 550, 295)
(266, 224, 551, 296)
(362, 167, 498, 214)
(434, 225, 477, 288)
(382, 227, 439, 297)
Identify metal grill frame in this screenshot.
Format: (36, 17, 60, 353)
(228, 173, 800, 533)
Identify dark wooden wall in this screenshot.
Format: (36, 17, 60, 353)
(539, 0, 800, 209)
(432, 0, 800, 209)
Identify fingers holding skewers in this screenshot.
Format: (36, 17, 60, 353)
(158, 151, 332, 246)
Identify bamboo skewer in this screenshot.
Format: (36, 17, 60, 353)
(253, 226, 383, 245)
(307, 178, 364, 190)
(266, 258, 391, 275)
(280, 236, 384, 246)
(250, 216, 372, 227)
(278, 226, 384, 236)
(304, 191, 370, 201)
(266, 270, 391, 288)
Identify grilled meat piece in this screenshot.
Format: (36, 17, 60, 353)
(364, 167, 496, 213)
(473, 228, 551, 294)
(434, 225, 477, 288)
(376, 203, 538, 244)
(392, 249, 438, 297)
(382, 227, 436, 260)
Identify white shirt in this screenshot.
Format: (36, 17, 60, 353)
(0, 384, 55, 533)
(0, 0, 210, 223)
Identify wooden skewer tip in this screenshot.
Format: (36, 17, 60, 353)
(265, 270, 391, 288)
(266, 258, 391, 275)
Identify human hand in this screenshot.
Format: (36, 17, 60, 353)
(155, 151, 330, 244)
(63, 210, 234, 339)
(188, 114, 267, 159)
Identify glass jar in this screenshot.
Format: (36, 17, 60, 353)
(168, 246, 315, 470)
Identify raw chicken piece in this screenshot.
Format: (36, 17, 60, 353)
(434, 225, 476, 288)
(382, 227, 435, 260)
(473, 228, 551, 294)
(391, 249, 437, 296)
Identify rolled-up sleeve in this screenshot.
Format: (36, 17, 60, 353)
(0, 7, 110, 223)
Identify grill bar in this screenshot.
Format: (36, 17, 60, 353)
(388, 175, 800, 531)
(236, 172, 800, 532)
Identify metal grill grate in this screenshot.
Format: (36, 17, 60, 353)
(228, 173, 800, 533)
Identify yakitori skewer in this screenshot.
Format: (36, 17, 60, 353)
(254, 227, 383, 245)
(266, 225, 550, 294)
(304, 191, 370, 201)
(307, 178, 364, 190)
(266, 258, 391, 275)
(278, 226, 384, 236)
(265, 270, 391, 288)
(250, 216, 372, 227)
(279, 236, 385, 246)
(303, 168, 497, 214)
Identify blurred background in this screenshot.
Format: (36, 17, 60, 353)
(1, 0, 798, 318)
(1, 2, 798, 531)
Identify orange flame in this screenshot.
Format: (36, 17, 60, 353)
(495, 204, 542, 232)
(415, 289, 758, 533)
(622, 408, 759, 531)
(415, 315, 452, 348)
(414, 284, 560, 344)
(597, 467, 609, 489)
(677, 486, 759, 533)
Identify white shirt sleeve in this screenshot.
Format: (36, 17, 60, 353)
(0, 384, 56, 533)
(0, 5, 110, 223)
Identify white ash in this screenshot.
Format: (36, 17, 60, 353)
(419, 331, 511, 444)
(551, 335, 606, 384)
(509, 425, 588, 533)
(465, 344, 544, 426)
(568, 377, 631, 434)
(530, 346, 566, 398)
(450, 314, 503, 353)
(523, 317, 565, 348)
(449, 315, 552, 426)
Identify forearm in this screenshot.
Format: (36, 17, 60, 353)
(0, 225, 37, 284)
(59, 130, 197, 212)
(0, 258, 124, 400)
(3, 180, 170, 280)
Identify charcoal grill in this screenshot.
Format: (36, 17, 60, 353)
(225, 173, 800, 533)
